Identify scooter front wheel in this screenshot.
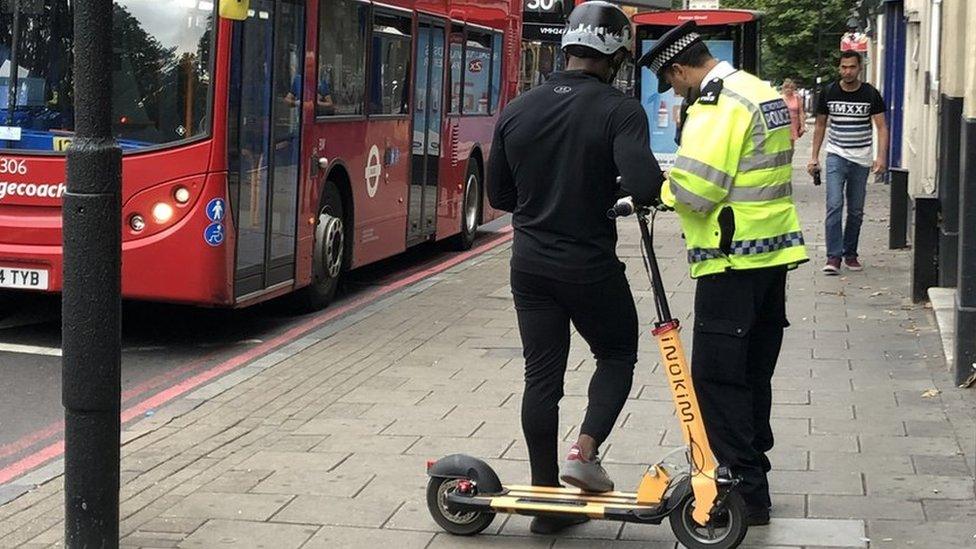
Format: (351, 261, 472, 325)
(426, 477, 495, 536)
(669, 490, 748, 549)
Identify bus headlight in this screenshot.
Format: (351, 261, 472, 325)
(129, 214, 146, 232)
(174, 186, 191, 204)
(152, 202, 174, 224)
(121, 175, 206, 242)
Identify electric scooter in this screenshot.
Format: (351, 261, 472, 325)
(424, 198, 749, 549)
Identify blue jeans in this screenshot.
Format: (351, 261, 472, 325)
(825, 153, 870, 259)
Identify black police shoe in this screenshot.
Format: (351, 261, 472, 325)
(708, 503, 770, 528)
(529, 515, 590, 534)
(745, 504, 771, 526)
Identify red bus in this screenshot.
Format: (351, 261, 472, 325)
(0, 0, 520, 309)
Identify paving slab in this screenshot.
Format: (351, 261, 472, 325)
(743, 519, 867, 548)
(910, 454, 973, 477)
(233, 451, 349, 472)
(306, 525, 436, 548)
(866, 519, 976, 548)
(769, 471, 864, 496)
(272, 495, 403, 527)
(177, 519, 317, 549)
(921, 499, 976, 522)
(807, 495, 925, 521)
(864, 473, 976, 500)
(311, 434, 420, 455)
(250, 470, 373, 497)
(161, 492, 292, 521)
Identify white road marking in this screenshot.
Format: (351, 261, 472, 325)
(0, 343, 62, 357)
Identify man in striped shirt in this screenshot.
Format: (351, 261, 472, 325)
(808, 50, 888, 274)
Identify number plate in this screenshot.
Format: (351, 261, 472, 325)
(0, 267, 49, 290)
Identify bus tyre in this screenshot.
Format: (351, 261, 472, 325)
(426, 476, 494, 536)
(298, 182, 345, 311)
(453, 163, 481, 251)
(669, 489, 748, 549)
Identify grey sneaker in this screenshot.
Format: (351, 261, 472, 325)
(559, 444, 614, 493)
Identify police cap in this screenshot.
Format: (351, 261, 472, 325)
(637, 21, 703, 93)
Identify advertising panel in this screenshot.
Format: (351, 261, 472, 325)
(639, 39, 734, 167)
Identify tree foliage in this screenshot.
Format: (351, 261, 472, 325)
(669, 0, 858, 87)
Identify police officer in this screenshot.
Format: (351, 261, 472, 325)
(638, 22, 808, 526)
(487, 1, 664, 535)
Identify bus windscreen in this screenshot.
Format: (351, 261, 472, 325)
(0, 0, 215, 153)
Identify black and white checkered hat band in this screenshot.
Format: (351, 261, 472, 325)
(648, 32, 701, 73)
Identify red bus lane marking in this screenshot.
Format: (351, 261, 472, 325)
(0, 441, 63, 485)
(0, 352, 223, 462)
(0, 354, 223, 462)
(0, 422, 62, 461)
(0, 228, 513, 487)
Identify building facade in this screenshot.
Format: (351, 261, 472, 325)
(873, 0, 976, 387)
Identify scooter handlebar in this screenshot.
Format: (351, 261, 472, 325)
(608, 197, 636, 219)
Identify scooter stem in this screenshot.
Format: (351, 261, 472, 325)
(653, 321, 720, 526)
(639, 210, 721, 526)
(637, 212, 672, 324)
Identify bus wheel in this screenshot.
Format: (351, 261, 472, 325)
(297, 182, 345, 311)
(453, 163, 481, 251)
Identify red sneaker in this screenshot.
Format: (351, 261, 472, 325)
(844, 256, 864, 271)
(822, 257, 841, 275)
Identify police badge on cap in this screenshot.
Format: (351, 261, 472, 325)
(637, 21, 704, 93)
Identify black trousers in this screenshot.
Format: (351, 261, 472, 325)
(691, 266, 788, 509)
(511, 268, 638, 487)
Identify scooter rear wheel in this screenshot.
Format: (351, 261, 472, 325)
(426, 477, 495, 536)
(669, 490, 748, 548)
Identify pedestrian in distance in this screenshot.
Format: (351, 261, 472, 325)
(808, 50, 889, 275)
(486, 0, 665, 536)
(638, 20, 809, 527)
(781, 78, 805, 145)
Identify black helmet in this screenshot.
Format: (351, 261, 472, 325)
(561, 1, 633, 57)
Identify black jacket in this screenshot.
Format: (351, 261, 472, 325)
(487, 70, 664, 283)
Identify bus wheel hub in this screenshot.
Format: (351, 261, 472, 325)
(317, 213, 344, 279)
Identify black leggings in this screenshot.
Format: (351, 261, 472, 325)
(511, 268, 638, 487)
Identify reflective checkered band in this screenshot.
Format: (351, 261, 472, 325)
(687, 231, 805, 264)
(648, 32, 701, 74)
(730, 231, 805, 256)
(687, 247, 724, 263)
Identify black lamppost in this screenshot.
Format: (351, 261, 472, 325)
(62, 0, 123, 546)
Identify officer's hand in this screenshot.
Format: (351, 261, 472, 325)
(806, 160, 819, 176)
(653, 200, 674, 212)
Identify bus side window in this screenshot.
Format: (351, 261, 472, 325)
(448, 24, 464, 115)
(316, 0, 368, 116)
(464, 30, 492, 115)
(368, 12, 412, 116)
(490, 32, 503, 114)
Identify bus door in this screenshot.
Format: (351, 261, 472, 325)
(229, 0, 306, 298)
(408, 18, 447, 243)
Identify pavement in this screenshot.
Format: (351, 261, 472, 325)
(1, 139, 974, 548)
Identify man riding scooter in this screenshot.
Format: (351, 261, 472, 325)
(486, 1, 665, 535)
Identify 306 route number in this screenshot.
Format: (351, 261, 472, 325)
(0, 158, 28, 175)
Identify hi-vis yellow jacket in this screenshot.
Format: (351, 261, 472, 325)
(662, 69, 809, 278)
